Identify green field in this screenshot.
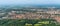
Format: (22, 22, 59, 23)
(0, 19, 60, 26)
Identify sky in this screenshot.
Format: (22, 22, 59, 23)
(0, 0, 60, 5)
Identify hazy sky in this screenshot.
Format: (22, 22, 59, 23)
(0, 0, 60, 5)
